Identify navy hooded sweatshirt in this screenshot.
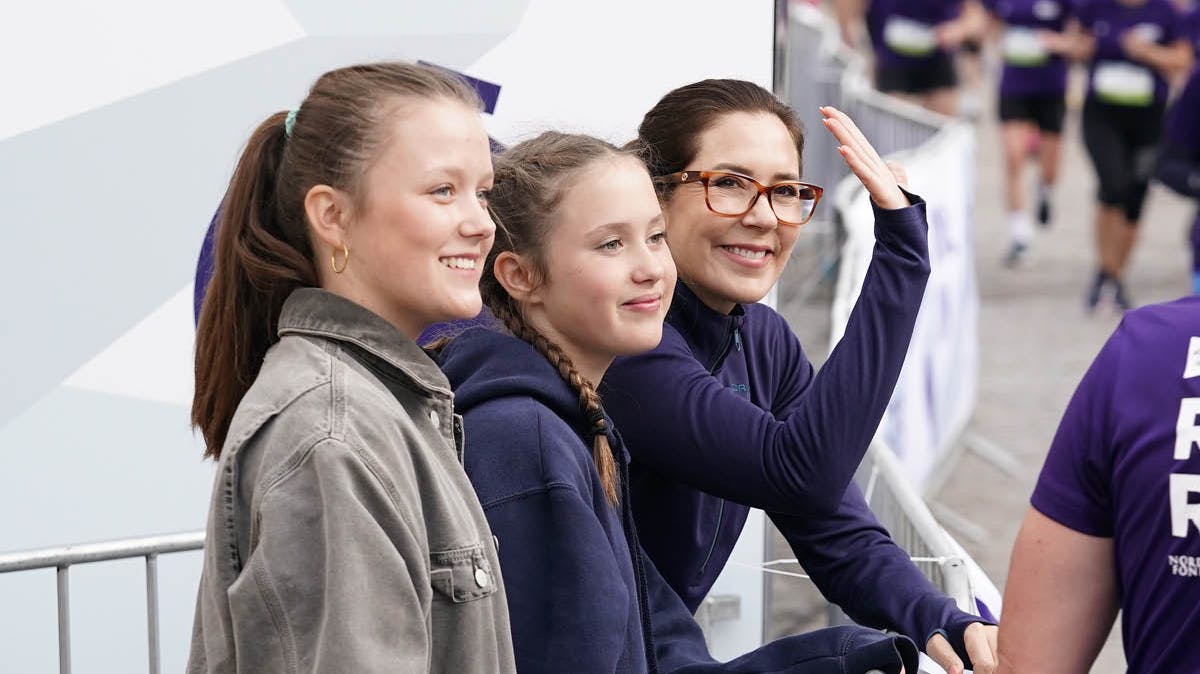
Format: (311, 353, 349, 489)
(601, 195, 989, 663)
(439, 327, 919, 674)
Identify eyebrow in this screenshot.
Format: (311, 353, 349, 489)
(711, 162, 800, 183)
(589, 213, 665, 236)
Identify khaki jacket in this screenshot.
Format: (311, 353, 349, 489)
(188, 288, 515, 673)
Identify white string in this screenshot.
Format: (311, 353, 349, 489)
(727, 561, 811, 579)
(733, 555, 952, 580)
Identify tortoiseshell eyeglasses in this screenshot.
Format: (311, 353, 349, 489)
(654, 170, 823, 226)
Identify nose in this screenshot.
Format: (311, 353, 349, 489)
(459, 198, 496, 239)
(632, 240, 672, 286)
(740, 192, 779, 231)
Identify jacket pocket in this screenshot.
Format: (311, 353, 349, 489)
(429, 542, 498, 604)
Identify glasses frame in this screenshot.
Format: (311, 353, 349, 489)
(654, 170, 824, 226)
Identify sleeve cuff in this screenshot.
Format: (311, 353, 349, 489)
(870, 187, 930, 259)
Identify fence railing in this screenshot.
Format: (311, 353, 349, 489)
(0, 532, 205, 674)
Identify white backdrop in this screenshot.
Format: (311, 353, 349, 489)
(0, 1, 775, 670)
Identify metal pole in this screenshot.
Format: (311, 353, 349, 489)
(56, 565, 71, 674)
(146, 555, 161, 674)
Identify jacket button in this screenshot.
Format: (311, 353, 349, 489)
(474, 566, 491, 588)
(429, 410, 440, 427)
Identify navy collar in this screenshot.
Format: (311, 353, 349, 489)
(666, 281, 744, 372)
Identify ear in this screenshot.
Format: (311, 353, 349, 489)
(304, 183, 353, 252)
(492, 251, 544, 306)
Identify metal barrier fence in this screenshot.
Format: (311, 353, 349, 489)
(0, 532, 205, 674)
(855, 443, 973, 614)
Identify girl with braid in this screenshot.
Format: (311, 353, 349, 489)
(437, 132, 919, 673)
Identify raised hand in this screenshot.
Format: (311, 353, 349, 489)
(820, 106, 910, 210)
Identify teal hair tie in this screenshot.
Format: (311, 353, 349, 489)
(284, 107, 300, 137)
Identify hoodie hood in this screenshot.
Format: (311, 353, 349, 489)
(439, 326, 593, 437)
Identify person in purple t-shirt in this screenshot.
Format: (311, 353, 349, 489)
(1156, 66, 1200, 293)
(997, 296, 1200, 674)
(982, 0, 1077, 265)
(835, 0, 988, 115)
(1068, 0, 1192, 311)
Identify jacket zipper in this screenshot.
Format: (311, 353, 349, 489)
(697, 323, 741, 577)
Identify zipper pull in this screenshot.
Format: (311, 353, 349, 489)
(734, 328, 743, 352)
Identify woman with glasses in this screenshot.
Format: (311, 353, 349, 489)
(601, 79, 998, 674)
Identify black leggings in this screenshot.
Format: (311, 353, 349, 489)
(1082, 98, 1165, 223)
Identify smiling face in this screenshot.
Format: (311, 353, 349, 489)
(337, 98, 495, 338)
(524, 155, 676, 382)
(660, 111, 802, 314)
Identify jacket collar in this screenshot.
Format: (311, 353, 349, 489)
(277, 288, 452, 397)
(665, 280, 744, 370)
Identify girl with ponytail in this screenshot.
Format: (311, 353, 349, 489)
(189, 62, 515, 672)
(437, 132, 919, 673)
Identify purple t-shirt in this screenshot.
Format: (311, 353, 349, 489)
(1166, 68, 1200, 161)
(866, 0, 965, 67)
(985, 0, 1075, 96)
(1078, 0, 1183, 106)
(1186, 5, 1200, 52)
(1031, 297, 1200, 673)
(1164, 68, 1200, 271)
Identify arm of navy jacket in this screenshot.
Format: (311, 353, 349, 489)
(644, 548, 918, 674)
(770, 483, 991, 669)
(604, 197, 931, 516)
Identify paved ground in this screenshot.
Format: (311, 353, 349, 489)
(767, 63, 1196, 672)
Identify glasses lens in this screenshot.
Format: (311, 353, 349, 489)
(705, 173, 757, 216)
(770, 183, 818, 224)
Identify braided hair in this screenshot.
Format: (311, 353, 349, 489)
(483, 131, 642, 507)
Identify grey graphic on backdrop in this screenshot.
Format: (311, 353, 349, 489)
(0, 5, 527, 431)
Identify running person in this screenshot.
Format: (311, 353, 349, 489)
(983, 0, 1077, 265)
(439, 133, 920, 673)
(1073, 0, 1192, 310)
(602, 79, 998, 674)
(836, 0, 988, 116)
(997, 297, 1200, 673)
(188, 63, 514, 672)
(1156, 66, 1200, 293)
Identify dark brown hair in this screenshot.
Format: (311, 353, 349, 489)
(635, 79, 805, 197)
(192, 62, 481, 458)
(483, 131, 642, 506)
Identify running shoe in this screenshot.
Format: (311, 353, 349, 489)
(1085, 270, 1108, 312)
(1037, 195, 1051, 227)
(1004, 242, 1027, 268)
(1112, 278, 1132, 312)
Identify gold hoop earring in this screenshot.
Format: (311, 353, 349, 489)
(331, 243, 350, 274)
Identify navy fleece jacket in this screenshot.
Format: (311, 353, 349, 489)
(440, 327, 918, 674)
(601, 195, 988, 663)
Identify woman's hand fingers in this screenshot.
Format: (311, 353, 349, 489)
(964, 623, 999, 674)
(886, 160, 909, 190)
(925, 633, 964, 674)
(925, 623, 999, 674)
(820, 106, 909, 209)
